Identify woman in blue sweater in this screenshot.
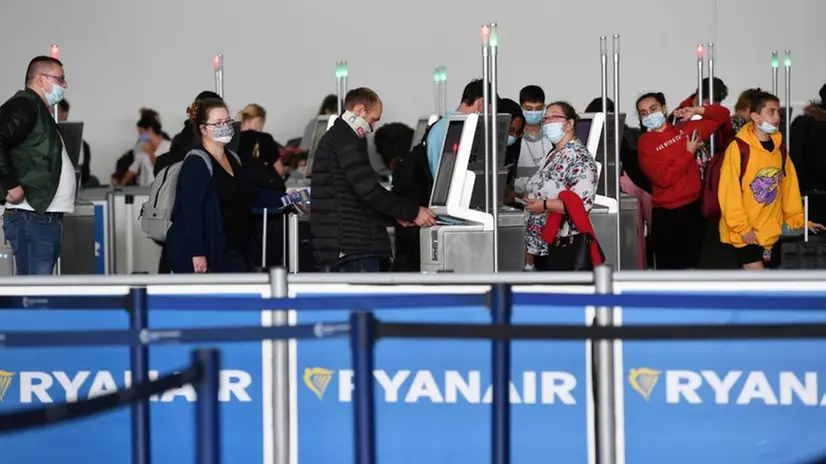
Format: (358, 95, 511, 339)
(165, 98, 264, 273)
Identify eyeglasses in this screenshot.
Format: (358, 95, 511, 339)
(542, 114, 569, 123)
(41, 73, 66, 85)
(205, 119, 234, 127)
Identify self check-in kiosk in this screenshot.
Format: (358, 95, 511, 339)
(419, 113, 525, 273)
(410, 115, 440, 151)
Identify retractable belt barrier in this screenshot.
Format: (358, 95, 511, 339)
(1, 269, 826, 464)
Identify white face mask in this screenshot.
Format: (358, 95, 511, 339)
(342, 110, 373, 138)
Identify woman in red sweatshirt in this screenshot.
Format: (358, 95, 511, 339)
(636, 92, 731, 269)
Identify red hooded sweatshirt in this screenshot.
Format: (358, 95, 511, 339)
(638, 104, 731, 209)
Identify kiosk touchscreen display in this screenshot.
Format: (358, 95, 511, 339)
(58, 122, 84, 163)
(575, 118, 592, 146)
(430, 121, 465, 207)
(468, 114, 511, 170)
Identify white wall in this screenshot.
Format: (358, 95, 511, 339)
(0, 0, 823, 182)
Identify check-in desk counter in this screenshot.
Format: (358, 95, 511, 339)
(102, 187, 159, 274)
(590, 194, 643, 269)
(420, 207, 525, 273)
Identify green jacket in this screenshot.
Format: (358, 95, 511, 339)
(0, 89, 76, 213)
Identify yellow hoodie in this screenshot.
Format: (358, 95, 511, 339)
(718, 122, 804, 249)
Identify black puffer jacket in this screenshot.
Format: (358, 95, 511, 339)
(310, 118, 419, 268)
(790, 102, 826, 193)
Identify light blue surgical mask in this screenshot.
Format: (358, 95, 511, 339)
(524, 110, 543, 126)
(211, 124, 235, 144)
(138, 133, 151, 143)
(507, 135, 518, 146)
(759, 121, 779, 135)
(642, 112, 666, 130)
(45, 84, 65, 106)
(542, 122, 565, 144)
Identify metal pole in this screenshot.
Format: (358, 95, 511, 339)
(434, 68, 440, 115)
(805, 195, 810, 242)
(50, 45, 59, 124)
(213, 54, 224, 99)
(708, 43, 715, 156)
(600, 37, 609, 196)
(129, 287, 151, 464)
(490, 23, 500, 273)
(784, 49, 792, 154)
(288, 214, 300, 274)
(350, 311, 377, 464)
(269, 267, 290, 464)
(194, 349, 222, 464)
(442, 67, 448, 115)
(261, 208, 268, 268)
(335, 62, 343, 115)
(342, 60, 349, 97)
(771, 51, 779, 96)
(696, 44, 704, 105)
(612, 35, 621, 271)
(593, 265, 616, 464)
(482, 25, 491, 217)
(125, 195, 134, 275)
(491, 283, 513, 464)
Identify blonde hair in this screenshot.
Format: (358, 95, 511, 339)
(237, 103, 266, 122)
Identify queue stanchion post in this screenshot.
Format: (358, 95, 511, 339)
(270, 267, 290, 464)
(490, 283, 513, 464)
(288, 213, 300, 274)
(593, 265, 617, 464)
(129, 287, 151, 464)
(194, 349, 222, 464)
(350, 311, 377, 464)
(261, 208, 268, 268)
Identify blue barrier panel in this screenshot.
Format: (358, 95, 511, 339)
(93, 204, 106, 274)
(0, 293, 265, 464)
(621, 290, 826, 464)
(295, 290, 589, 463)
(147, 296, 264, 464)
(0, 307, 128, 462)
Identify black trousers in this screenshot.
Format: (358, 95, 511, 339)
(651, 200, 707, 270)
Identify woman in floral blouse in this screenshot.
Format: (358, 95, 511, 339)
(522, 101, 598, 271)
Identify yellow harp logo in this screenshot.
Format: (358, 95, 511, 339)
(0, 370, 15, 402)
(303, 367, 334, 400)
(629, 367, 660, 401)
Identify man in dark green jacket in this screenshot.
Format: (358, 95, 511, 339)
(0, 56, 77, 275)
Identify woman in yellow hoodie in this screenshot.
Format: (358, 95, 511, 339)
(719, 91, 826, 269)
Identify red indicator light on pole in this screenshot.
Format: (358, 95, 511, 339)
(481, 25, 490, 45)
(213, 54, 223, 71)
(50, 45, 60, 59)
(696, 44, 704, 58)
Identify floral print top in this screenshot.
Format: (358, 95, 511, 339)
(524, 138, 598, 256)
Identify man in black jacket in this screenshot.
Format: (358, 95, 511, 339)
(311, 88, 436, 272)
(0, 56, 77, 275)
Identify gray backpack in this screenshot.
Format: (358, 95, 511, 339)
(140, 149, 240, 241)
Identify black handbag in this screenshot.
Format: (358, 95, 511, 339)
(774, 194, 826, 269)
(540, 234, 605, 272)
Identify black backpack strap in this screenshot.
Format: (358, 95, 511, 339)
(420, 117, 441, 146)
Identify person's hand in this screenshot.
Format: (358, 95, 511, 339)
(741, 228, 759, 245)
(686, 136, 705, 154)
(808, 222, 826, 233)
(673, 106, 703, 120)
(413, 207, 436, 227)
(396, 218, 415, 227)
(525, 198, 546, 214)
(5, 186, 24, 204)
(192, 256, 208, 273)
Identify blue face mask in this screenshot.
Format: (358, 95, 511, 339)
(524, 110, 544, 126)
(759, 121, 779, 135)
(138, 133, 151, 143)
(45, 84, 65, 106)
(642, 112, 666, 130)
(507, 135, 518, 146)
(542, 122, 565, 144)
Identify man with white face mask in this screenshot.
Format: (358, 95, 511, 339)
(311, 87, 436, 272)
(0, 56, 77, 275)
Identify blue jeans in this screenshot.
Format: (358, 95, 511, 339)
(332, 257, 382, 273)
(2, 210, 62, 275)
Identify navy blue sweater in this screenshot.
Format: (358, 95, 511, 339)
(164, 148, 281, 273)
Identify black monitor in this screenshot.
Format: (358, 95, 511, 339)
(58, 122, 84, 162)
(576, 119, 592, 145)
(305, 116, 333, 175)
(467, 114, 511, 171)
(411, 117, 431, 150)
(430, 120, 465, 207)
